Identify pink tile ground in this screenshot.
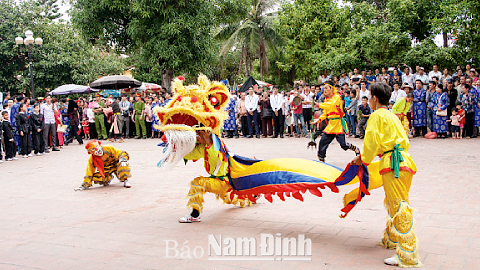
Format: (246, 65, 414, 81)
(0, 136, 478, 270)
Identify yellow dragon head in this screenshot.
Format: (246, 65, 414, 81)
(153, 74, 230, 135)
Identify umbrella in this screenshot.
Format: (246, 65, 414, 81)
(238, 76, 258, 92)
(90, 75, 142, 89)
(49, 84, 99, 95)
(136, 82, 162, 93)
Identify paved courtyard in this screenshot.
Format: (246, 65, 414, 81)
(0, 136, 479, 270)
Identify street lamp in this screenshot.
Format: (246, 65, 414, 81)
(15, 30, 43, 100)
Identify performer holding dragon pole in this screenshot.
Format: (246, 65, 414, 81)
(313, 81, 360, 162)
(350, 82, 422, 268)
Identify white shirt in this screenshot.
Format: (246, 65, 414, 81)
(402, 73, 415, 88)
(245, 94, 259, 112)
(301, 92, 314, 108)
(40, 103, 56, 124)
(87, 109, 95, 123)
(358, 89, 370, 106)
(428, 70, 442, 81)
(389, 89, 407, 104)
(415, 74, 429, 89)
(270, 93, 284, 111)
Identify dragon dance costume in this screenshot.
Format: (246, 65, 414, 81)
(153, 75, 383, 221)
(392, 97, 411, 135)
(153, 76, 421, 268)
(75, 140, 132, 190)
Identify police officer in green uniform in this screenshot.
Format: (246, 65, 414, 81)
(93, 94, 108, 140)
(132, 94, 146, 139)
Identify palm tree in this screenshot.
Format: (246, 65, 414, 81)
(216, 0, 282, 80)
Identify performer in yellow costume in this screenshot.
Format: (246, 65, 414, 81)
(351, 82, 422, 268)
(315, 81, 359, 162)
(392, 93, 414, 136)
(75, 140, 132, 190)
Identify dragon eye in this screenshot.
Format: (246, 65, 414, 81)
(209, 96, 218, 106)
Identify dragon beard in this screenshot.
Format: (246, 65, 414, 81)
(157, 128, 197, 168)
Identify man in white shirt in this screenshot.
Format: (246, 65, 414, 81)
(401, 66, 415, 88)
(389, 82, 407, 106)
(245, 87, 260, 138)
(415, 67, 429, 89)
(356, 81, 370, 106)
(428, 64, 442, 81)
(270, 85, 284, 138)
(351, 68, 362, 86)
(301, 86, 314, 133)
(40, 95, 60, 152)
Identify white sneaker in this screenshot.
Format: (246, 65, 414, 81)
(123, 180, 132, 188)
(28, 153, 33, 157)
(6, 158, 13, 161)
(12, 157, 18, 160)
(35, 153, 42, 156)
(74, 185, 88, 191)
(22, 155, 28, 158)
(384, 255, 399, 266)
(0, 160, 3, 163)
(178, 214, 201, 223)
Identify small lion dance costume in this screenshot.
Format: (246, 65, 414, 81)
(153, 75, 388, 224)
(75, 140, 132, 190)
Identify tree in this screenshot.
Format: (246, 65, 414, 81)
(71, 0, 245, 91)
(215, 0, 282, 80)
(0, 0, 126, 96)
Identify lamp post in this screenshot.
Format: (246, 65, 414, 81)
(15, 30, 42, 100)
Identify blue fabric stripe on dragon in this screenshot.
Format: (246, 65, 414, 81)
(153, 75, 383, 223)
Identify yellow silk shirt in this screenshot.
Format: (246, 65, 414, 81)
(361, 108, 417, 175)
(184, 143, 229, 177)
(317, 93, 346, 134)
(392, 97, 411, 116)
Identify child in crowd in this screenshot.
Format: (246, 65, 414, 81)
(447, 108, 461, 139)
(456, 102, 465, 137)
(2, 111, 17, 161)
(15, 103, 32, 158)
(346, 89, 357, 137)
(29, 103, 45, 155)
(357, 96, 371, 139)
(82, 116, 90, 140)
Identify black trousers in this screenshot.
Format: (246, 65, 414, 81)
(465, 112, 474, 137)
(247, 110, 260, 136)
(5, 140, 16, 159)
(303, 108, 313, 131)
(241, 115, 249, 136)
(272, 109, 285, 136)
(65, 124, 83, 144)
(317, 133, 352, 159)
(414, 126, 427, 136)
(146, 121, 152, 138)
(19, 134, 32, 155)
(89, 122, 97, 139)
(32, 131, 45, 154)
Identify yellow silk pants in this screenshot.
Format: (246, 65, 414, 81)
(379, 171, 422, 268)
(187, 176, 252, 213)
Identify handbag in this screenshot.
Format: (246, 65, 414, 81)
(262, 107, 273, 118)
(57, 124, 67, 133)
(436, 109, 447, 117)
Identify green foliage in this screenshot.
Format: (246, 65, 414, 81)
(0, 0, 126, 96)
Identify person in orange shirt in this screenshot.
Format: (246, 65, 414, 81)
(313, 81, 359, 162)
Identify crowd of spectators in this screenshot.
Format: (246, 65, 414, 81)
(1, 64, 479, 163)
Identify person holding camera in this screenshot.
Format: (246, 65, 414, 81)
(119, 94, 131, 139)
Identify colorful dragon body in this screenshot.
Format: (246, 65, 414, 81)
(153, 75, 383, 219)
